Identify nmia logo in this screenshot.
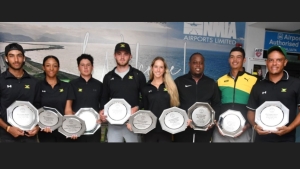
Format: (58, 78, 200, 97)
(183, 22, 237, 39)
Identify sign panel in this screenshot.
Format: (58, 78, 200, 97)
(264, 30, 300, 53)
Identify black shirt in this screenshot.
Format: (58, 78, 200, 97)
(35, 78, 75, 115)
(247, 70, 300, 142)
(0, 69, 39, 123)
(70, 76, 103, 113)
(100, 65, 146, 110)
(141, 81, 170, 132)
(174, 72, 221, 117)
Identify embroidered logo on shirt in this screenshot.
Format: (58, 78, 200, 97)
(262, 91, 267, 94)
(42, 90, 46, 93)
(244, 78, 249, 81)
(164, 88, 167, 91)
(129, 76, 133, 79)
(7, 85, 12, 88)
(59, 89, 64, 92)
(110, 77, 114, 80)
(281, 88, 287, 92)
(24, 85, 30, 89)
(185, 85, 192, 87)
(224, 80, 229, 82)
(148, 90, 152, 93)
(78, 88, 82, 92)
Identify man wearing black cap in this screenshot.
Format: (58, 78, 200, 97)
(99, 42, 146, 142)
(0, 43, 40, 142)
(247, 45, 300, 142)
(212, 46, 258, 143)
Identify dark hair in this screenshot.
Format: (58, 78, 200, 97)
(229, 47, 245, 58)
(77, 54, 94, 66)
(189, 52, 205, 62)
(43, 55, 60, 67)
(42, 55, 60, 76)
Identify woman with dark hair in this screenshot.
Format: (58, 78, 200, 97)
(35, 55, 76, 142)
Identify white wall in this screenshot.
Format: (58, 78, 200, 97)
(243, 22, 266, 72)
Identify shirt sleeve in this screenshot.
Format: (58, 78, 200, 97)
(66, 83, 76, 101)
(98, 82, 103, 110)
(137, 71, 147, 110)
(33, 80, 42, 109)
(296, 80, 300, 108)
(141, 86, 149, 110)
(246, 83, 260, 110)
(100, 73, 110, 110)
(211, 81, 222, 120)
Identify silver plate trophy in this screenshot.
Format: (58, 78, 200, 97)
(75, 108, 101, 135)
(58, 115, 86, 137)
(255, 101, 289, 131)
(128, 110, 157, 134)
(7, 100, 39, 131)
(159, 107, 188, 134)
(217, 109, 246, 137)
(188, 102, 215, 131)
(104, 98, 131, 125)
(38, 106, 63, 131)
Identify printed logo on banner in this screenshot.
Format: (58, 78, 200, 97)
(182, 22, 245, 47)
(277, 33, 284, 40)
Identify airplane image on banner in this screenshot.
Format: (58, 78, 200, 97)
(185, 22, 202, 35)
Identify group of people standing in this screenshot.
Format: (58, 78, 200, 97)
(1, 41, 300, 143)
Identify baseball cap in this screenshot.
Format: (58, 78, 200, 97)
(5, 43, 25, 56)
(114, 42, 131, 54)
(267, 45, 287, 58)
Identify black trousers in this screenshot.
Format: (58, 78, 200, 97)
(254, 136, 295, 142)
(0, 128, 38, 143)
(75, 128, 102, 142)
(143, 131, 172, 143)
(38, 130, 77, 142)
(173, 127, 214, 143)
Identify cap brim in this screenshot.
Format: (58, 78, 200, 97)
(267, 46, 286, 57)
(115, 49, 131, 53)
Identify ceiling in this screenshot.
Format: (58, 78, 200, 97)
(248, 22, 300, 32)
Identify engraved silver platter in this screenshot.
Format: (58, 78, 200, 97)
(188, 102, 215, 131)
(104, 98, 131, 125)
(38, 106, 63, 131)
(159, 107, 188, 134)
(75, 108, 101, 135)
(7, 100, 39, 131)
(58, 115, 86, 137)
(255, 101, 289, 131)
(128, 110, 157, 134)
(217, 109, 246, 137)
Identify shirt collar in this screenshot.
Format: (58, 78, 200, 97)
(264, 70, 289, 81)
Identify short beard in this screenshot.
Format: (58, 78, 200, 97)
(191, 72, 203, 78)
(116, 60, 130, 67)
(7, 62, 25, 70)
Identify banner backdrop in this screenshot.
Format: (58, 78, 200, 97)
(0, 22, 245, 81)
